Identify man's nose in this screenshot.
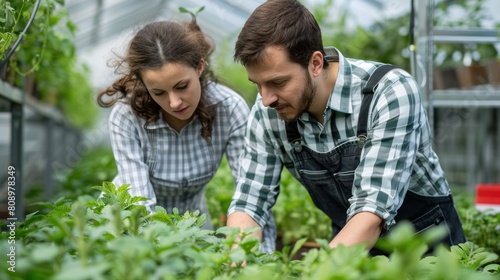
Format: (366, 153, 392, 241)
(260, 87, 278, 107)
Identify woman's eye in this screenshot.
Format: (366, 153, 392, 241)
(176, 83, 188, 90)
(152, 91, 164, 96)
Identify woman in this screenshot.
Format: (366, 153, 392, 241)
(96, 18, 250, 230)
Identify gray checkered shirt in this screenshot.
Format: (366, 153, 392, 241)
(109, 82, 249, 229)
(228, 48, 451, 250)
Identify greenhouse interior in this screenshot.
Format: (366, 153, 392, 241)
(1, 0, 500, 279)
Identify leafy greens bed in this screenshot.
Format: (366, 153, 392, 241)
(1, 182, 499, 280)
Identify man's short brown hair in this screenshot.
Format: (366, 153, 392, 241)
(234, 0, 327, 69)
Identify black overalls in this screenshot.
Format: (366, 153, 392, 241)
(284, 65, 466, 255)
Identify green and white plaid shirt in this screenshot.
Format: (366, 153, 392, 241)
(229, 49, 451, 238)
(109, 83, 249, 225)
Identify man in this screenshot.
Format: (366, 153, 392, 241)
(227, 0, 466, 254)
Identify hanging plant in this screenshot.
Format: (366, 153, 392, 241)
(0, 0, 98, 128)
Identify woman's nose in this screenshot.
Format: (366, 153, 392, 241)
(169, 94, 182, 109)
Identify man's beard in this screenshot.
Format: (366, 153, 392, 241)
(271, 71, 316, 122)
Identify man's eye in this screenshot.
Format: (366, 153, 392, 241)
(272, 80, 285, 87)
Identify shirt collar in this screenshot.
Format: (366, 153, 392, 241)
(325, 47, 354, 114)
(145, 112, 169, 130)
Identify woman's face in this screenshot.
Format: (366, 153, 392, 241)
(141, 61, 204, 131)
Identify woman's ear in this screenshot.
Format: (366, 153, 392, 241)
(309, 51, 324, 77)
(197, 58, 206, 76)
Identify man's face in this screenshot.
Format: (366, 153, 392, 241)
(245, 46, 316, 121)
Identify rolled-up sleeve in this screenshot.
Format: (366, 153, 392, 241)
(109, 104, 156, 212)
(228, 105, 282, 228)
(348, 70, 422, 230)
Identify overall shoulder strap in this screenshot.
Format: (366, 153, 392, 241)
(357, 64, 396, 138)
(286, 64, 397, 143)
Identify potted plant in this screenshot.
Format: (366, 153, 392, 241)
(433, 0, 498, 89)
(486, 57, 500, 84)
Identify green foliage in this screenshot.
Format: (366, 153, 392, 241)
(312, 0, 411, 71)
(19, 131, 498, 280)
(206, 159, 333, 245)
(213, 36, 257, 106)
(453, 188, 500, 261)
(459, 207, 500, 260)
(206, 156, 234, 229)
(27, 148, 117, 215)
(2, 181, 498, 279)
(178, 6, 205, 18)
(54, 148, 117, 199)
(274, 169, 332, 245)
(451, 241, 500, 273)
(435, 0, 491, 28)
(0, 176, 500, 280)
(0, 0, 98, 128)
(0, 182, 273, 280)
(0, 0, 20, 60)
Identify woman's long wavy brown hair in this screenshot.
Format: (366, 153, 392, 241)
(97, 17, 216, 143)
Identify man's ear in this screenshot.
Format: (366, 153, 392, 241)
(309, 51, 324, 77)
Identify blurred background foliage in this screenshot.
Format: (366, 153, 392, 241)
(1, 0, 98, 128)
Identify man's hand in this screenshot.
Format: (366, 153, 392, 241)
(226, 211, 263, 241)
(328, 212, 383, 250)
(226, 212, 263, 267)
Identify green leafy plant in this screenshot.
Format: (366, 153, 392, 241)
(274, 169, 332, 245)
(459, 207, 500, 260)
(451, 242, 500, 273)
(26, 147, 117, 216)
(0, 0, 22, 61)
(53, 148, 118, 199)
(1, 182, 266, 279)
(0, 0, 98, 128)
(178, 6, 205, 18)
(2, 181, 499, 279)
(453, 188, 500, 261)
(205, 156, 234, 229)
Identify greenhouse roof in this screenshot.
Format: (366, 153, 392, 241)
(66, 0, 390, 51)
(65, 0, 392, 88)
(66, 0, 268, 51)
(64, 0, 500, 90)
